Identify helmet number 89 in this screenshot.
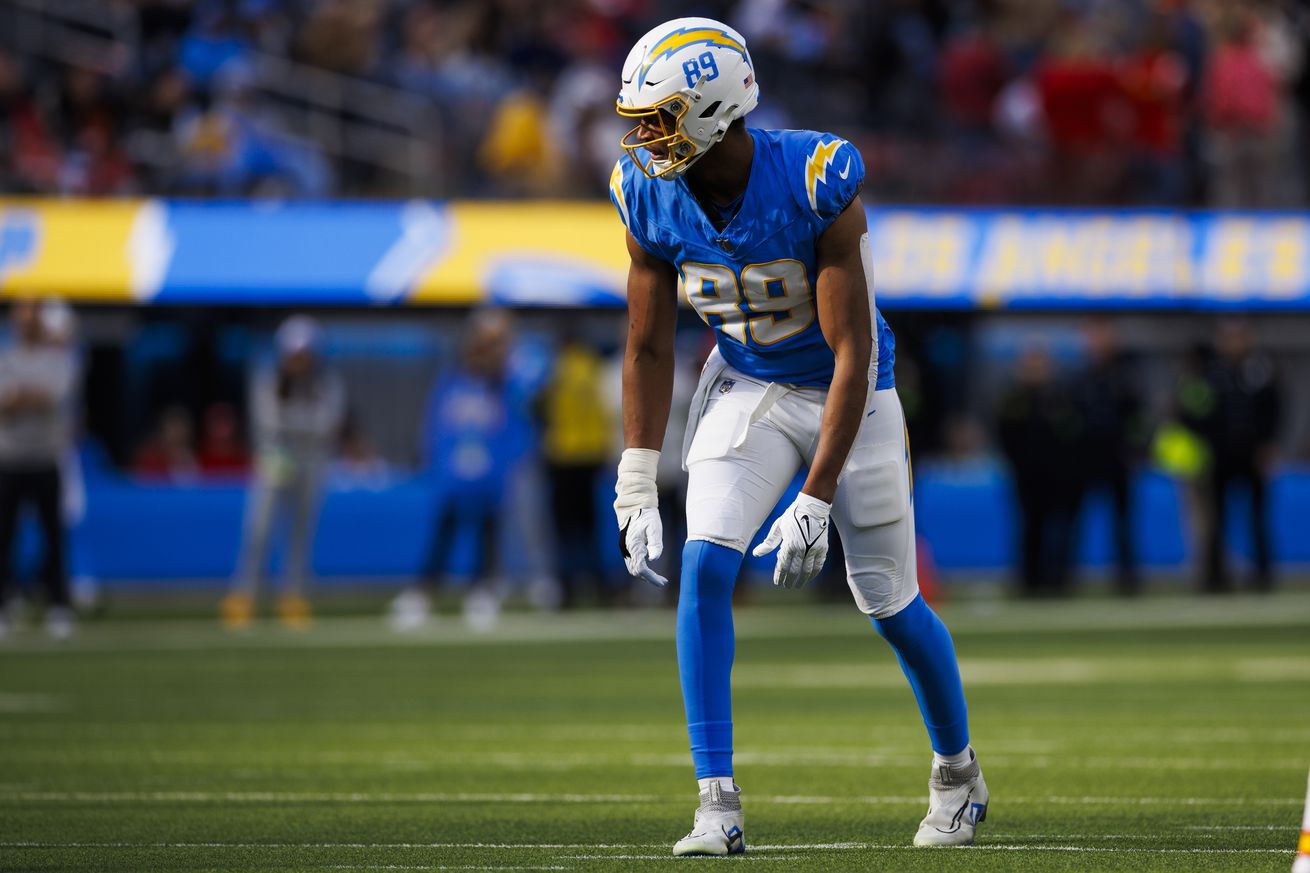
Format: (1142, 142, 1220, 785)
(682, 260, 816, 346)
(682, 52, 720, 89)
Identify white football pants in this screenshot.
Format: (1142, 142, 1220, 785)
(682, 351, 919, 619)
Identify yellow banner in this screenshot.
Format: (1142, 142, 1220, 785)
(411, 202, 628, 305)
(0, 199, 156, 302)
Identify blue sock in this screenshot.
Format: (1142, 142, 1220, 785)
(677, 539, 743, 779)
(872, 593, 970, 755)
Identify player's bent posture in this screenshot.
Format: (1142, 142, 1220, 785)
(608, 17, 987, 857)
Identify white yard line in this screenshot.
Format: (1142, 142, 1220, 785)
(559, 856, 796, 862)
(1189, 823, 1299, 828)
(0, 842, 655, 850)
(325, 867, 568, 871)
(941, 845, 1291, 854)
(0, 840, 1294, 855)
(770, 794, 1301, 807)
(1014, 795, 1300, 807)
(735, 657, 1310, 689)
(0, 693, 68, 713)
(1185, 824, 1299, 830)
(4, 593, 1307, 654)
(326, 867, 568, 871)
(984, 833, 1211, 840)
(749, 843, 868, 850)
(0, 748, 1294, 774)
(0, 791, 658, 804)
(0, 790, 1300, 807)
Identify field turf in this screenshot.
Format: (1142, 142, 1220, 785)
(1, 590, 1308, 872)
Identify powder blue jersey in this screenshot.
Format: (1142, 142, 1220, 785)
(610, 127, 895, 389)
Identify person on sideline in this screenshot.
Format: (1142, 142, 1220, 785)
(222, 316, 345, 629)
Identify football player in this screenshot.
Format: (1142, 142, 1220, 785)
(608, 17, 988, 856)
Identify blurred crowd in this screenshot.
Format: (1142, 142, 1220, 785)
(1, 0, 1308, 204)
(155, 307, 696, 629)
(0, 298, 1296, 638)
(994, 318, 1281, 598)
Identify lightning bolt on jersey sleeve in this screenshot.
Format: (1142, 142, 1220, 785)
(609, 159, 632, 231)
(610, 156, 673, 262)
(796, 134, 865, 233)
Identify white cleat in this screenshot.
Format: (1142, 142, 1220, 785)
(387, 587, 433, 633)
(672, 783, 746, 856)
(462, 587, 502, 633)
(913, 752, 988, 847)
(44, 606, 75, 642)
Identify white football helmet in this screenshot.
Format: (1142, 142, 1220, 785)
(617, 17, 760, 180)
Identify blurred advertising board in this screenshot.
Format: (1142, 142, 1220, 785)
(2, 199, 1308, 309)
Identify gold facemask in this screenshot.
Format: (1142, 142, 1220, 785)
(617, 94, 698, 179)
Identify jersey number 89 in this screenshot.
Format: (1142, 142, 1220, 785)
(682, 259, 816, 347)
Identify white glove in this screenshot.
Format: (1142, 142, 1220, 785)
(619, 506, 667, 588)
(614, 448, 668, 588)
(752, 492, 831, 589)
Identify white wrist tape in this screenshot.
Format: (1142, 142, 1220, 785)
(614, 447, 661, 521)
(795, 492, 832, 519)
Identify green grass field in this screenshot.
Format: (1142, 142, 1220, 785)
(2, 590, 1309, 872)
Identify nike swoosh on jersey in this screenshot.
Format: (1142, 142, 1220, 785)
(837, 157, 851, 180)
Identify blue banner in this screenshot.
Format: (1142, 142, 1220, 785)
(868, 208, 1310, 309)
(4, 198, 1309, 309)
(154, 201, 444, 305)
(53, 466, 1310, 581)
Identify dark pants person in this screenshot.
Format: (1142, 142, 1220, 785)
(0, 466, 68, 607)
(548, 464, 605, 608)
(425, 496, 500, 585)
(1015, 477, 1080, 597)
(1084, 461, 1138, 595)
(1205, 456, 1273, 592)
